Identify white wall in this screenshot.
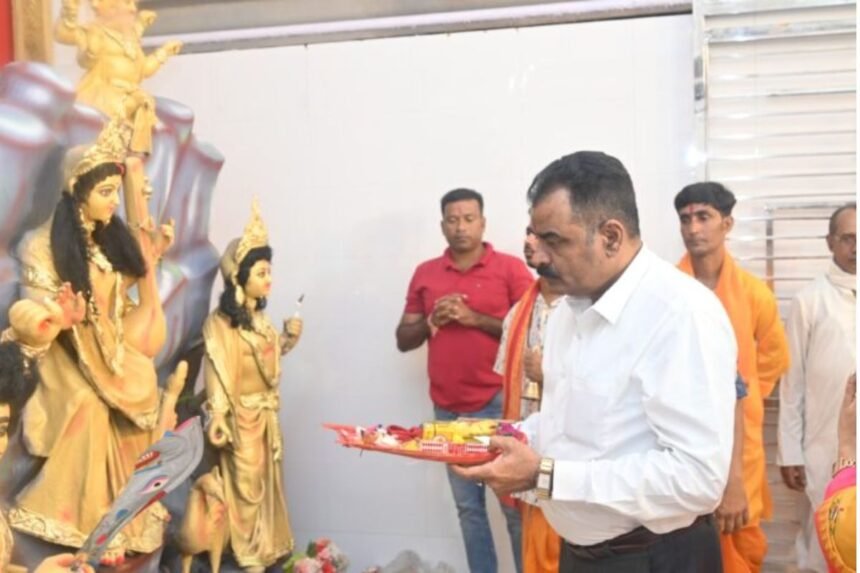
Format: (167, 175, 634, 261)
(55, 13, 694, 571)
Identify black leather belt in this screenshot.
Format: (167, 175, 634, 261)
(565, 514, 713, 560)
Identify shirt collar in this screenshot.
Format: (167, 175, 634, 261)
(444, 242, 494, 270)
(588, 245, 653, 325)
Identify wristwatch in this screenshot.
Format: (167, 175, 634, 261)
(535, 457, 554, 500)
(832, 456, 856, 477)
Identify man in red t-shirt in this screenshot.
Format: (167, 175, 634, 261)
(397, 188, 533, 573)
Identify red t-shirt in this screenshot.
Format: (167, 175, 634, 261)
(404, 243, 534, 413)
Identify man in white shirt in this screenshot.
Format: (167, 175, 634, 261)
(778, 203, 856, 573)
(454, 151, 737, 572)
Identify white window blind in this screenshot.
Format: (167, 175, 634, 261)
(694, 0, 855, 313)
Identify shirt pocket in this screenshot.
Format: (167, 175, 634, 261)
(467, 279, 511, 317)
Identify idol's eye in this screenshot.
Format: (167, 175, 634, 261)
(142, 475, 169, 493)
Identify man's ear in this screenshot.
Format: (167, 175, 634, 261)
(723, 214, 735, 234)
(600, 219, 625, 256)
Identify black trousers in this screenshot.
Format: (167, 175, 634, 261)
(559, 515, 722, 573)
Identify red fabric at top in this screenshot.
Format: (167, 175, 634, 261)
(0, 0, 13, 66)
(404, 243, 533, 413)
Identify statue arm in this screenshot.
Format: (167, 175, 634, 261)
(54, 0, 87, 50)
(203, 316, 236, 448)
(280, 317, 303, 355)
(3, 289, 85, 353)
(137, 10, 157, 31)
(121, 158, 166, 357)
(142, 41, 183, 78)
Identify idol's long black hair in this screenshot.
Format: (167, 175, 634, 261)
(218, 245, 272, 330)
(50, 162, 147, 302)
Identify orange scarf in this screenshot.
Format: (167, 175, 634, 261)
(502, 280, 541, 421)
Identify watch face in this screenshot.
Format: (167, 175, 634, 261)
(537, 473, 551, 489)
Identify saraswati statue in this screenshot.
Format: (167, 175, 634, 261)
(55, 0, 183, 153)
(4, 117, 181, 566)
(198, 200, 302, 572)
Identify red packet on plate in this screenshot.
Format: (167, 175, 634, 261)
(324, 419, 525, 465)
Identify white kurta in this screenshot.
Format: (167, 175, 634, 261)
(777, 262, 856, 573)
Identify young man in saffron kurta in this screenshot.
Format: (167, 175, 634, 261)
(675, 182, 790, 573)
(494, 234, 565, 573)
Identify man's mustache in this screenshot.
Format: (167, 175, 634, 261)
(536, 265, 560, 279)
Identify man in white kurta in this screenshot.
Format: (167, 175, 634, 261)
(778, 204, 856, 573)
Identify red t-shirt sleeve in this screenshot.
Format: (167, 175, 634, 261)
(508, 258, 535, 305)
(404, 266, 426, 315)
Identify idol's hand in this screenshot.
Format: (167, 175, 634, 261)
(208, 413, 233, 448)
(451, 436, 541, 497)
(281, 317, 303, 354)
(7, 296, 73, 349)
(161, 40, 183, 57)
(273, 435, 283, 462)
(152, 218, 175, 261)
(138, 10, 156, 28)
(55, 283, 87, 329)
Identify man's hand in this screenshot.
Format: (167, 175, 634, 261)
(524, 348, 543, 383)
(429, 294, 463, 328)
(779, 465, 807, 492)
(34, 554, 95, 573)
(443, 294, 479, 328)
(838, 373, 856, 460)
(451, 436, 541, 497)
(715, 474, 749, 533)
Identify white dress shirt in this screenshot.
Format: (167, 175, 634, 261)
(523, 246, 737, 546)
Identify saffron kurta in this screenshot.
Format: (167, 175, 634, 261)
(778, 263, 856, 573)
(203, 311, 293, 569)
(679, 252, 790, 573)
